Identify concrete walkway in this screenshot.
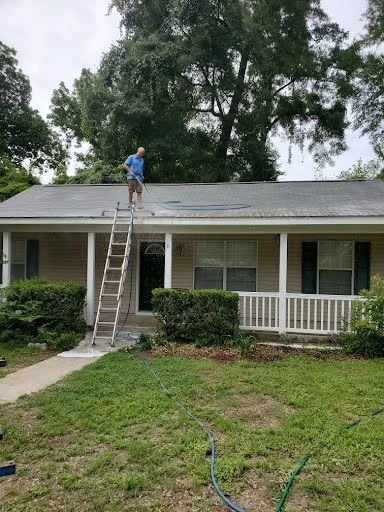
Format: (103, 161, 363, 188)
(0, 357, 97, 404)
(0, 329, 148, 405)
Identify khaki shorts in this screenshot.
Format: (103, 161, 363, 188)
(128, 179, 143, 193)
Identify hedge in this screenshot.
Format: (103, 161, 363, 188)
(152, 288, 239, 345)
(0, 278, 86, 347)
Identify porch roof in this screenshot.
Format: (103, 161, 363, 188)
(0, 180, 384, 225)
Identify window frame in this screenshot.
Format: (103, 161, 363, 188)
(317, 240, 354, 295)
(193, 240, 258, 292)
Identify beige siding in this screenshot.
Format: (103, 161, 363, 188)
(12, 232, 88, 283)
(172, 234, 279, 292)
(287, 234, 384, 293)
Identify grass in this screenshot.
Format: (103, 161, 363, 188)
(0, 343, 58, 378)
(0, 345, 383, 511)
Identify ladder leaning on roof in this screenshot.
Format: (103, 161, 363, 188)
(92, 202, 135, 347)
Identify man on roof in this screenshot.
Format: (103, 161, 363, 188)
(123, 147, 145, 209)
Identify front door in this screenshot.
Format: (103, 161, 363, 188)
(139, 242, 165, 311)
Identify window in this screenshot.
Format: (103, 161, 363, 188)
(0, 239, 39, 284)
(11, 241, 27, 280)
(194, 241, 257, 291)
(318, 241, 353, 295)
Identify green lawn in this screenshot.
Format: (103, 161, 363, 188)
(0, 345, 383, 512)
(0, 343, 58, 378)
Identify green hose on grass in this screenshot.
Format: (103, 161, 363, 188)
(275, 407, 384, 512)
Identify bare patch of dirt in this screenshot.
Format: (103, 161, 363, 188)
(285, 488, 316, 512)
(220, 393, 294, 429)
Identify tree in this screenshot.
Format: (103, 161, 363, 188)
(337, 158, 384, 180)
(0, 42, 65, 171)
(353, 1, 384, 155)
(51, 0, 360, 183)
(0, 158, 39, 202)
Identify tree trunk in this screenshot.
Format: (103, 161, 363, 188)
(214, 52, 249, 181)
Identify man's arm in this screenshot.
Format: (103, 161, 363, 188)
(123, 163, 134, 176)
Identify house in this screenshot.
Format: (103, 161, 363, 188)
(1, 180, 383, 336)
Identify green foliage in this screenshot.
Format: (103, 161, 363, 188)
(0, 42, 65, 171)
(353, 2, 384, 156)
(0, 158, 39, 201)
(152, 288, 239, 345)
(230, 333, 256, 354)
(337, 158, 384, 180)
(36, 329, 83, 351)
(341, 277, 384, 358)
(365, 0, 384, 44)
(0, 279, 86, 346)
(51, 1, 359, 183)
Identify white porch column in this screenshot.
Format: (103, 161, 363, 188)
(278, 232, 288, 333)
(86, 232, 96, 326)
(164, 233, 173, 288)
(2, 232, 11, 287)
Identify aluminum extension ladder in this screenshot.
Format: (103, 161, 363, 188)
(92, 203, 135, 346)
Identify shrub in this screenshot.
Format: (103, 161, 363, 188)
(36, 328, 83, 351)
(0, 279, 86, 346)
(341, 277, 384, 358)
(152, 288, 239, 346)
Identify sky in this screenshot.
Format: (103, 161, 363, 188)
(0, 0, 376, 182)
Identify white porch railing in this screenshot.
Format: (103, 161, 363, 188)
(238, 292, 361, 335)
(285, 294, 360, 334)
(238, 292, 280, 331)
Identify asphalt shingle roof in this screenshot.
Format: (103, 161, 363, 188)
(0, 181, 383, 219)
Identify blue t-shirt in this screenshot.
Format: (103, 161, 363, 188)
(125, 155, 144, 180)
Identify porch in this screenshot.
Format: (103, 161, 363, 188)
(1, 229, 378, 337)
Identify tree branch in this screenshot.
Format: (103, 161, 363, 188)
(179, 73, 206, 88)
(200, 65, 225, 117)
(194, 106, 221, 117)
(272, 79, 296, 98)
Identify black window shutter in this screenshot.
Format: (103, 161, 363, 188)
(26, 240, 39, 278)
(354, 242, 370, 294)
(302, 242, 317, 294)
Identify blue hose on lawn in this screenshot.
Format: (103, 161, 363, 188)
(134, 346, 247, 512)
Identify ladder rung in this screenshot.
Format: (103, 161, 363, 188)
(110, 255, 124, 258)
(98, 322, 115, 325)
(100, 307, 118, 311)
(101, 293, 118, 296)
(94, 336, 112, 339)
(104, 280, 120, 283)
(114, 231, 129, 233)
(112, 243, 126, 246)
(108, 267, 122, 271)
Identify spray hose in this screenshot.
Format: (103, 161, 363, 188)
(134, 345, 247, 512)
(275, 407, 384, 512)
